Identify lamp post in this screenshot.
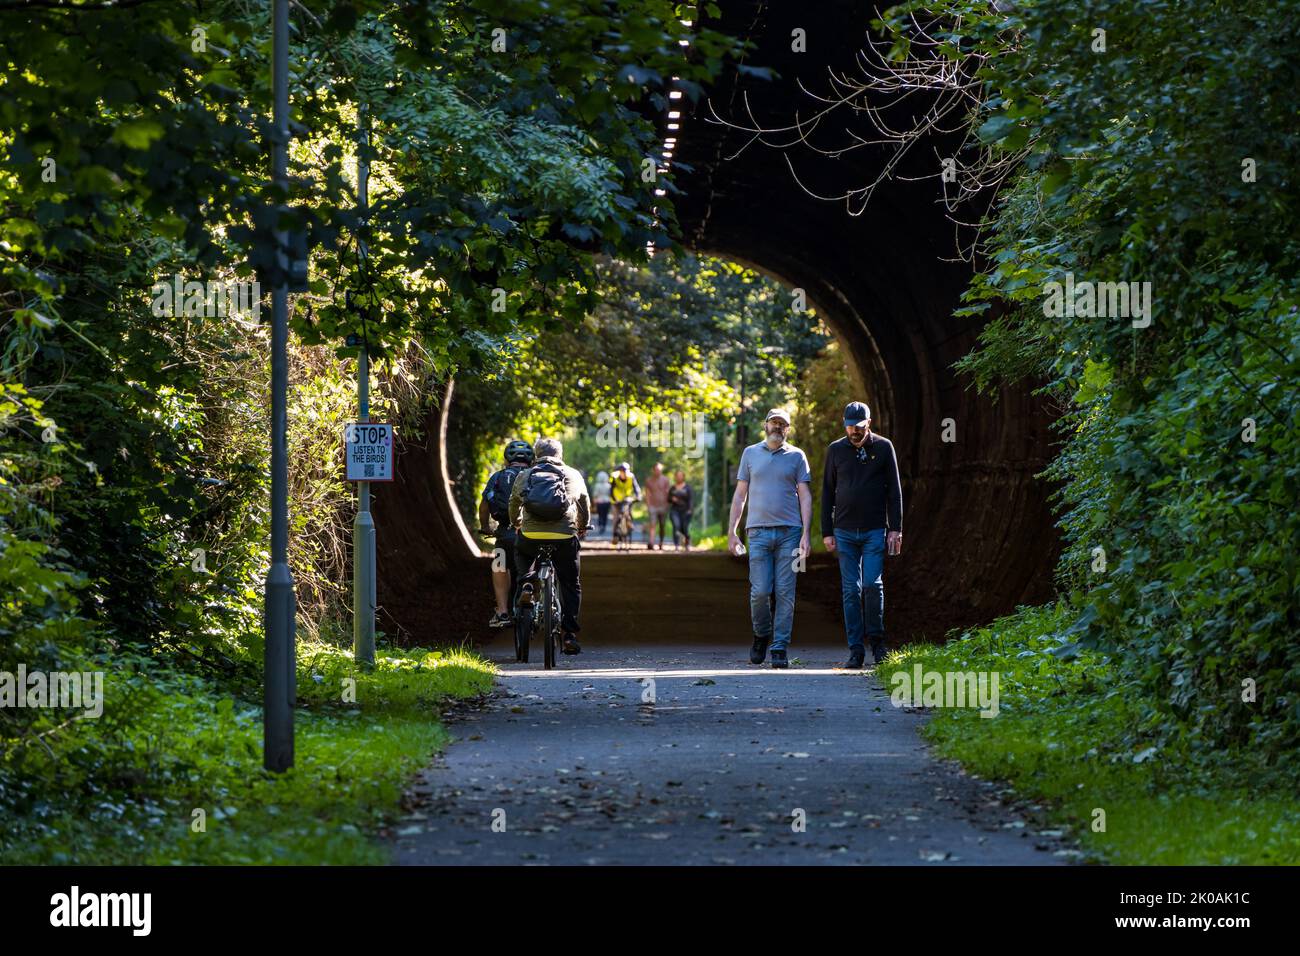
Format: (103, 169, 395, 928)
(263, 0, 296, 772)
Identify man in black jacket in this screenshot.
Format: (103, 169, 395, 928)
(821, 402, 903, 668)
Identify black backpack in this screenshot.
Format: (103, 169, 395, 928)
(521, 461, 571, 521)
(487, 465, 525, 523)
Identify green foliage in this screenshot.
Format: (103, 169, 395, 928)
(878, 0, 1300, 754)
(0, 644, 493, 864)
(2, 0, 742, 656)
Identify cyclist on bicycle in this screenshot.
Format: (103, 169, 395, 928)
(478, 439, 534, 628)
(609, 461, 640, 544)
(508, 437, 591, 655)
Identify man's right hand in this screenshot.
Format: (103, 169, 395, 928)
(727, 533, 742, 556)
(823, 535, 836, 553)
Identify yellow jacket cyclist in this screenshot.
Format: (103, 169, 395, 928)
(609, 465, 641, 504)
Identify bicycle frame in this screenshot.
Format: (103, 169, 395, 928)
(515, 544, 564, 669)
(612, 499, 634, 548)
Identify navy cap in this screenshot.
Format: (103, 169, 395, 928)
(844, 401, 871, 427)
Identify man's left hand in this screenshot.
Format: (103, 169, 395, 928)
(887, 531, 903, 555)
(799, 534, 811, 559)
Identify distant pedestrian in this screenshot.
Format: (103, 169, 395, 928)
(727, 408, 812, 669)
(643, 462, 671, 550)
(821, 401, 903, 668)
(592, 469, 612, 534)
(668, 470, 693, 550)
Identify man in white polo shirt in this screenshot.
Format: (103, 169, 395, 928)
(726, 408, 813, 669)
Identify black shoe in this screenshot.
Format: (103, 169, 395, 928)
(562, 633, 581, 655)
(488, 611, 512, 629)
(870, 639, 887, 664)
(842, 645, 866, 669)
(770, 648, 788, 669)
(749, 636, 770, 665)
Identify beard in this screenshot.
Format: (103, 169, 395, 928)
(765, 430, 786, 448)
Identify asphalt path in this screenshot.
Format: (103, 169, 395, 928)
(388, 553, 1072, 865)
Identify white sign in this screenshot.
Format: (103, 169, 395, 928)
(345, 422, 394, 482)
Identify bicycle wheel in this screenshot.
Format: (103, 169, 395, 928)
(542, 575, 557, 670)
(514, 606, 530, 662)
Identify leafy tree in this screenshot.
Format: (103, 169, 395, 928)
(449, 249, 829, 520)
(863, 0, 1300, 756)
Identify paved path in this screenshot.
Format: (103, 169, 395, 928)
(388, 554, 1069, 865)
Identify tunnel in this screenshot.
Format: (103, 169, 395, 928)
(373, 0, 1058, 641)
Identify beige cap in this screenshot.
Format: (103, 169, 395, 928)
(764, 408, 792, 424)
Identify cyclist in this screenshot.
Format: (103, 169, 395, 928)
(609, 461, 641, 546)
(478, 439, 534, 628)
(508, 437, 591, 655)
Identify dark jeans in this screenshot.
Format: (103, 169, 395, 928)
(514, 535, 582, 633)
(595, 501, 611, 532)
(669, 508, 691, 544)
(833, 528, 885, 649)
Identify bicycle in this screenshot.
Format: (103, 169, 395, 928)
(611, 498, 636, 550)
(513, 543, 563, 669)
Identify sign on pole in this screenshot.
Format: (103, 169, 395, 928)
(345, 422, 395, 482)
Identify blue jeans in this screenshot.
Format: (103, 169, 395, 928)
(747, 525, 802, 651)
(834, 528, 886, 649)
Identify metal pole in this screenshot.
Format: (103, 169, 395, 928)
(701, 442, 709, 532)
(353, 103, 376, 668)
(264, 0, 296, 773)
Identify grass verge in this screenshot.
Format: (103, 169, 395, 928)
(1, 642, 494, 864)
(876, 604, 1300, 864)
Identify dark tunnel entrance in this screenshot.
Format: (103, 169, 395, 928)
(373, 0, 1059, 641)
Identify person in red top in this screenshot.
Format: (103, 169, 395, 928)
(642, 462, 671, 550)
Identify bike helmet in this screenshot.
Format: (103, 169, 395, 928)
(503, 439, 534, 465)
(617, 461, 631, 472)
